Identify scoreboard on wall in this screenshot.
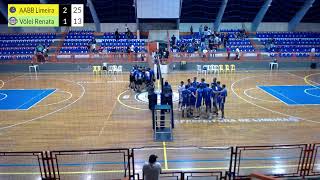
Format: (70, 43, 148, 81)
(8, 4, 84, 27)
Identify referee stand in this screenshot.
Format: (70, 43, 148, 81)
(151, 60, 174, 142)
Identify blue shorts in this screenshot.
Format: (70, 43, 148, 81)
(189, 99, 196, 107)
(196, 100, 202, 108)
(218, 102, 224, 110)
(182, 100, 189, 107)
(205, 100, 212, 107)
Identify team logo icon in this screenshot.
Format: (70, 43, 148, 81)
(10, 7, 16, 13)
(9, 17, 17, 25)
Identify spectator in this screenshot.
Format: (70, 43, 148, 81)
(199, 25, 203, 36)
(164, 48, 169, 59)
(126, 29, 131, 39)
(130, 45, 135, 53)
(125, 24, 128, 34)
(311, 47, 316, 59)
(235, 47, 240, 60)
(171, 35, 176, 46)
(142, 154, 161, 180)
(226, 46, 231, 59)
(115, 28, 120, 41)
(190, 25, 193, 35)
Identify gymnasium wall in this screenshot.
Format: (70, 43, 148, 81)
(0, 22, 319, 33)
(179, 22, 320, 32)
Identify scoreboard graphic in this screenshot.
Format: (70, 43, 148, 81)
(8, 4, 84, 27)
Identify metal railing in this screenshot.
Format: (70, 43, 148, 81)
(1, 144, 320, 179)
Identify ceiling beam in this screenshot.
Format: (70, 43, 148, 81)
(214, 0, 228, 31)
(251, 0, 272, 32)
(87, 0, 101, 32)
(288, 0, 315, 31)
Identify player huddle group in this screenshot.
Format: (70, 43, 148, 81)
(178, 77, 227, 119)
(129, 66, 155, 92)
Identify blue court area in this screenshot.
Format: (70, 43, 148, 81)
(0, 89, 56, 110)
(258, 85, 320, 106)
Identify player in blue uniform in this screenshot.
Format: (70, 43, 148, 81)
(181, 85, 191, 118)
(203, 84, 213, 119)
(191, 77, 199, 88)
(129, 67, 136, 90)
(195, 85, 203, 119)
(187, 85, 197, 117)
(135, 68, 144, 92)
(217, 84, 227, 119)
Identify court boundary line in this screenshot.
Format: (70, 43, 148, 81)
(1, 164, 305, 175)
(24, 89, 57, 110)
(98, 98, 118, 136)
(230, 73, 320, 124)
(0, 76, 86, 131)
(37, 90, 73, 107)
(243, 87, 279, 103)
(162, 142, 169, 170)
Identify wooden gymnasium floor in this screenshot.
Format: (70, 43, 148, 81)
(0, 70, 319, 178)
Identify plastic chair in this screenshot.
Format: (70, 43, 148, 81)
(230, 64, 236, 72)
(115, 65, 123, 75)
(92, 66, 98, 74)
(196, 65, 202, 76)
(93, 66, 101, 75)
(225, 64, 230, 73)
(108, 65, 115, 74)
(207, 65, 214, 74)
(219, 65, 224, 73)
(213, 65, 219, 74)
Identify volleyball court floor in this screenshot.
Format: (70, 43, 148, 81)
(0, 70, 319, 179)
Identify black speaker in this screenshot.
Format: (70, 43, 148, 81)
(311, 63, 317, 69)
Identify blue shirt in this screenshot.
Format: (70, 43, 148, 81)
(181, 89, 191, 103)
(187, 86, 197, 101)
(203, 87, 213, 101)
(191, 81, 199, 88)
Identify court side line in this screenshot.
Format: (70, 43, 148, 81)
(0, 164, 304, 175)
(231, 75, 320, 124)
(37, 91, 73, 107)
(0, 78, 86, 131)
(163, 142, 169, 170)
(167, 164, 299, 171)
(98, 98, 118, 136)
(4, 73, 27, 83)
(243, 88, 279, 103)
(16, 89, 56, 110)
(0, 170, 125, 175)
